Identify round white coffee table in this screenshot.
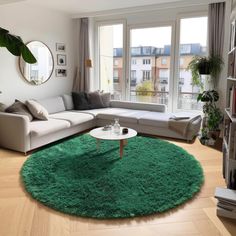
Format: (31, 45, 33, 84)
(89, 127, 137, 158)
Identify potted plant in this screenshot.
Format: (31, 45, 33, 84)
(187, 55, 224, 89)
(197, 90, 223, 145)
(0, 27, 36, 63)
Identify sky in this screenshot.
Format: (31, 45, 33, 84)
(112, 16, 207, 48)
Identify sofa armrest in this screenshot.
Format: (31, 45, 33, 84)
(110, 100, 166, 112)
(0, 112, 30, 152)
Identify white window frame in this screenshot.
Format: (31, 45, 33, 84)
(94, 11, 208, 112)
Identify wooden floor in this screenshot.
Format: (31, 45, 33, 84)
(0, 138, 236, 236)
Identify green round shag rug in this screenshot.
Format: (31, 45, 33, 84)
(21, 134, 204, 219)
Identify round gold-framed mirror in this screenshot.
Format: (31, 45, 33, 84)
(19, 41, 54, 85)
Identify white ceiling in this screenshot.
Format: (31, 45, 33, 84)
(0, 0, 189, 15)
(0, 0, 24, 4)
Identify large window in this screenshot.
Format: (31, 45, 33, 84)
(97, 15, 208, 111)
(177, 17, 208, 110)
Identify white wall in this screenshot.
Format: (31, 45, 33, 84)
(0, 3, 77, 105)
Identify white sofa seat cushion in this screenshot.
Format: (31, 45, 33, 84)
(49, 111, 94, 126)
(37, 96, 66, 114)
(30, 119, 70, 137)
(139, 112, 173, 128)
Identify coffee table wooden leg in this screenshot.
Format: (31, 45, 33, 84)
(120, 139, 127, 158)
(123, 139, 128, 146)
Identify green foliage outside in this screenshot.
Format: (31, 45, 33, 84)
(136, 81, 154, 96)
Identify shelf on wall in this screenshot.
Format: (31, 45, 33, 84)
(227, 77, 236, 82)
(225, 108, 236, 122)
(228, 47, 236, 55)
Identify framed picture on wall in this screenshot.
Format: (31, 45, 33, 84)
(56, 43, 66, 52)
(57, 54, 66, 66)
(56, 69, 67, 77)
(230, 20, 236, 51)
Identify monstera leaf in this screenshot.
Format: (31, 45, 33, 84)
(197, 90, 219, 103)
(0, 27, 36, 64)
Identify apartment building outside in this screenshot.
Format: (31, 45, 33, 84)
(113, 44, 206, 110)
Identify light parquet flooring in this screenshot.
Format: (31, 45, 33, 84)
(0, 138, 236, 236)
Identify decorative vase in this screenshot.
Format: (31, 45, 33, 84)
(113, 118, 120, 135)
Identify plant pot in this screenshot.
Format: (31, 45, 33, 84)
(198, 62, 210, 75)
(208, 130, 221, 140)
(199, 137, 209, 145)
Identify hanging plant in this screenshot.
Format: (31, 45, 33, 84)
(187, 55, 224, 89)
(0, 27, 36, 64)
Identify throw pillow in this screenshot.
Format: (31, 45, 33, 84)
(72, 92, 90, 110)
(0, 103, 7, 112)
(87, 91, 104, 109)
(5, 100, 33, 121)
(62, 94, 74, 110)
(25, 100, 49, 120)
(100, 92, 111, 108)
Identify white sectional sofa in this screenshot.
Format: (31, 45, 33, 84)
(0, 95, 202, 153)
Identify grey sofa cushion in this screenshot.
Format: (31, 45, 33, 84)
(0, 103, 7, 112)
(37, 96, 66, 114)
(6, 100, 33, 121)
(72, 92, 90, 110)
(110, 101, 166, 112)
(26, 100, 49, 120)
(87, 91, 104, 109)
(62, 94, 74, 110)
(100, 93, 111, 107)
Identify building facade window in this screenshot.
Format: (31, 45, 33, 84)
(131, 70, 136, 79)
(161, 57, 167, 65)
(143, 59, 151, 65)
(113, 69, 119, 83)
(131, 47, 141, 55)
(114, 59, 119, 66)
(142, 70, 151, 80)
(132, 59, 137, 65)
(142, 47, 151, 55)
(180, 44, 191, 54)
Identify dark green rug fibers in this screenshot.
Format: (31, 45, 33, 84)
(21, 134, 204, 219)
